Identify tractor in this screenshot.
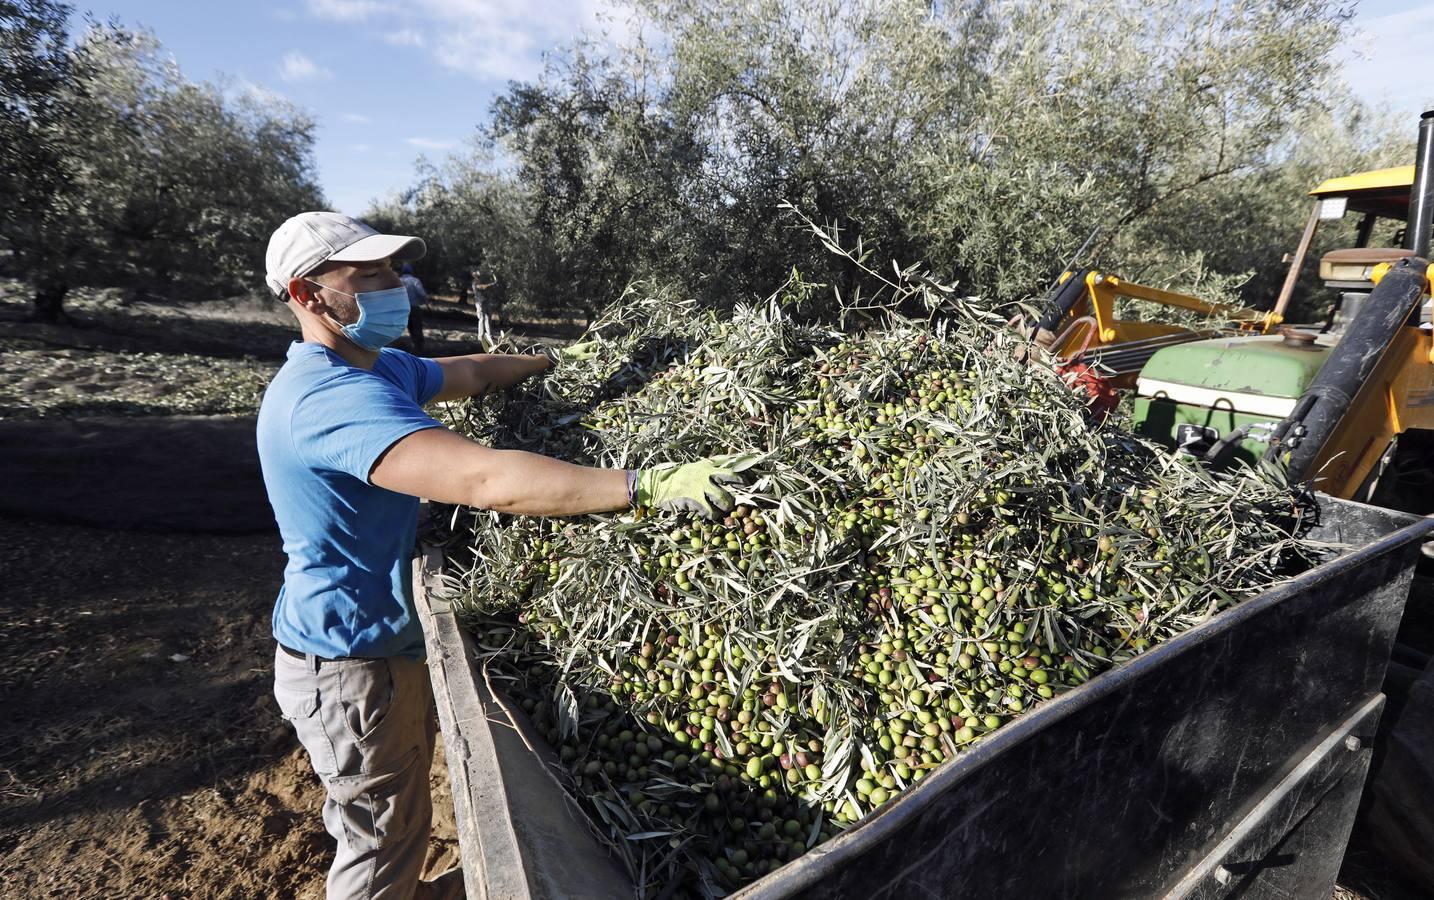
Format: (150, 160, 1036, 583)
(1038, 107, 1434, 893)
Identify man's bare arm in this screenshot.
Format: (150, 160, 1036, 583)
(370, 427, 628, 515)
(430, 353, 551, 402)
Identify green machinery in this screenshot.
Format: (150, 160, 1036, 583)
(1123, 107, 1434, 894)
(1133, 331, 1334, 468)
(1131, 109, 1434, 502)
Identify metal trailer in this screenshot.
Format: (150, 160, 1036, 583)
(414, 497, 1434, 900)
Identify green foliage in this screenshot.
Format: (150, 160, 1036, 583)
(0, 0, 73, 307)
(366, 146, 565, 317)
(489, 48, 701, 315)
(388, 0, 1403, 323)
(437, 263, 1313, 894)
(0, 18, 324, 320)
(1118, 99, 1409, 318)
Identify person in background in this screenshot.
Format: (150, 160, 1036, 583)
(470, 266, 505, 345)
(398, 262, 427, 355)
(468, 267, 490, 344)
(258, 211, 743, 900)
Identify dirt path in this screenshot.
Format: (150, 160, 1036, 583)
(0, 518, 458, 898)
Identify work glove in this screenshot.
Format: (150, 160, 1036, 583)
(558, 340, 600, 362)
(635, 454, 758, 518)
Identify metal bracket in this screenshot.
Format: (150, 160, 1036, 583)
(1163, 695, 1383, 899)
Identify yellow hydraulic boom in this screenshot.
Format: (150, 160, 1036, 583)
(1033, 268, 1281, 386)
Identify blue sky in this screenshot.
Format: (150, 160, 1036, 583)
(87, 0, 631, 214)
(89, 0, 1434, 216)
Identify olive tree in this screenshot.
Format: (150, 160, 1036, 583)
(365, 146, 566, 318)
(398, 0, 1382, 316)
(1123, 98, 1410, 312)
(903, 0, 1362, 305)
(1, 22, 324, 321)
(0, 0, 75, 316)
(489, 46, 704, 314)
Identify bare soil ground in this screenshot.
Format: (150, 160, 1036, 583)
(0, 283, 580, 898)
(0, 518, 456, 899)
(0, 280, 583, 421)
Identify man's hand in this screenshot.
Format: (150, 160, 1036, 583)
(558, 340, 600, 362)
(635, 458, 746, 518)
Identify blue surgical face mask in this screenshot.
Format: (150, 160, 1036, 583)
(308, 280, 410, 351)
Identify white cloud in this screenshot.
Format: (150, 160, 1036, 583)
(307, 0, 391, 22)
(1338, 5, 1434, 122)
(427, 0, 637, 80)
(383, 28, 425, 47)
(406, 136, 458, 150)
(307, 0, 636, 81)
(352, 143, 372, 152)
(342, 112, 373, 124)
(279, 51, 332, 82)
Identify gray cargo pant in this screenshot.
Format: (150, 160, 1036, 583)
(273, 644, 438, 899)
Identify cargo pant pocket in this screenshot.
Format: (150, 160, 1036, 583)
(274, 644, 320, 722)
(324, 745, 420, 853)
(338, 657, 398, 745)
(274, 683, 319, 721)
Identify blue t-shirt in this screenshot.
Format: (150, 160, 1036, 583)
(256, 342, 445, 659)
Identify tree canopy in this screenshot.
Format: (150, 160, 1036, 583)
(0, 1, 324, 321)
(375, 0, 1406, 321)
(1, 0, 1409, 323)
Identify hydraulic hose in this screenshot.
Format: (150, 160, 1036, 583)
(1035, 268, 1093, 339)
(1203, 425, 1251, 466)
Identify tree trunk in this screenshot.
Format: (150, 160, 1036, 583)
(31, 274, 69, 324)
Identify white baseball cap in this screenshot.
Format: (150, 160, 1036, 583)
(265, 211, 425, 298)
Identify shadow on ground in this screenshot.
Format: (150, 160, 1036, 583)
(0, 521, 288, 824)
(0, 415, 272, 532)
(0, 517, 460, 898)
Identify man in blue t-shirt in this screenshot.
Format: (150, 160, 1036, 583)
(259, 211, 740, 899)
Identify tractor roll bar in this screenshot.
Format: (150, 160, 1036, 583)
(1410, 108, 1434, 260)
